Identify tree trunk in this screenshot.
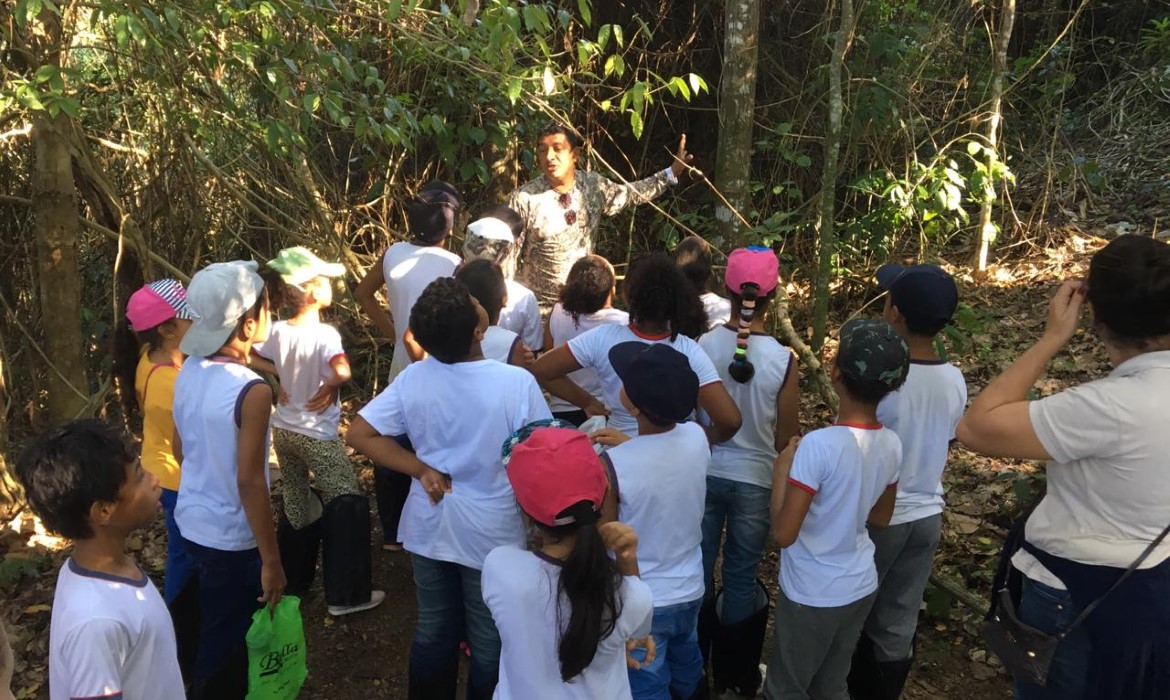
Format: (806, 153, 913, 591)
(32, 112, 90, 420)
(810, 0, 855, 352)
(713, 0, 761, 245)
(974, 0, 1016, 271)
(0, 352, 20, 520)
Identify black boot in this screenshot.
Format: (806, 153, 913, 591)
(698, 593, 718, 667)
(322, 494, 374, 609)
(876, 657, 913, 700)
(711, 582, 769, 698)
(277, 508, 322, 596)
(848, 632, 885, 700)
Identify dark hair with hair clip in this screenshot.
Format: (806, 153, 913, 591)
(560, 255, 616, 329)
(538, 122, 583, 150)
(456, 259, 507, 325)
(410, 277, 480, 363)
(674, 235, 715, 293)
(1085, 234, 1170, 347)
(526, 500, 622, 682)
(15, 420, 138, 539)
(624, 253, 706, 340)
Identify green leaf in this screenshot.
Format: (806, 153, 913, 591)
(282, 57, 299, 75)
(303, 93, 320, 112)
(795, 154, 812, 167)
(598, 24, 611, 52)
(629, 109, 644, 139)
(966, 140, 982, 156)
(577, 0, 592, 26)
(613, 24, 624, 47)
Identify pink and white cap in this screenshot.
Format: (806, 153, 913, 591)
(725, 246, 780, 295)
(126, 279, 195, 332)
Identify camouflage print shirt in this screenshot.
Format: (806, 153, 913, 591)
(508, 167, 676, 309)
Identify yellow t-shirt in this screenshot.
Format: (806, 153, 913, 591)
(135, 350, 182, 491)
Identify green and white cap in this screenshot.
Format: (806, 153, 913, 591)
(836, 318, 910, 389)
(267, 246, 345, 286)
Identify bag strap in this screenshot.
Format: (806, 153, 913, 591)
(1059, 519, 1170, 638)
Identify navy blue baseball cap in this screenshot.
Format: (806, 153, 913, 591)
(875, 263, 959, 333)
(608, 342, 699, 425)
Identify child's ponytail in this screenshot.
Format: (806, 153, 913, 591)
(554, 501, 623, 682)
(728, 282, 760, 383)
(111, 317, 147, 415)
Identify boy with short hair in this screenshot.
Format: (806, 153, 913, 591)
(253, 246, 385, 617)
(15, 420, 184, 700)
(765, 319, 909, 700)
(346, 276, 552, 699)
(596, 344, 710, 700)
(456, 259, 529, 366)
(463, 205, 543, 352)
(848, 265, 966, 700)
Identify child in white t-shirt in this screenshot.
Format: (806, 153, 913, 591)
(252, 247, 385, 618)
(172, 260, 283, 697)
(484, 427, 653, 700)
(346, 276, 552, 699)
(675, 234, 731, 330)
(764, 318, 909, 700)
(544, 254, 629, 426)
(354, 182, 463, 552)
(848, 264, 966, 699)
(456, 259, 531, 366)
(15, 420, 184, 700)
(696, 247, 799, 697)
(463, 205, 544, 352)
(595, 344, 710, 700)
(533, 252, 742, 442)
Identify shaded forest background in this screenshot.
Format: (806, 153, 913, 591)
(1, 0, 1169, 509)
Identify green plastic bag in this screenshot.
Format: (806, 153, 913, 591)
(246, 596, 308, 700)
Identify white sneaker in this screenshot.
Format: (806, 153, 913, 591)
(327, 589, 386, 617)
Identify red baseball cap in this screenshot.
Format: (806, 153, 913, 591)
(506, 428, 608, 527)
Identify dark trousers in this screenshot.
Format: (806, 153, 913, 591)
(374, 434, 413, 545)
(184, 540, 262, 699)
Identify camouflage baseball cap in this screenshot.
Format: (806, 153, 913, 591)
(836, 318, 910, 389)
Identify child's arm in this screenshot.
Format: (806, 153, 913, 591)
(172, 428, 183, 465)
(355, 253, 397, 341)
(347, 416, 451, 504)
(698, 382, 743, 445)
(867, 485, 897, 528)
(599, 521, 640, 577)
(249, 352, 278, 377)
(542, 318, 554, 356)
(403, 327, 427, 362)
(770, 437, 811, 547)
(532, 346, 608, 416)
(507, 339, 535, 369)
(305, 354, 351, 414)
(774, 354, 801, 452)
(237, 382, 285, 610)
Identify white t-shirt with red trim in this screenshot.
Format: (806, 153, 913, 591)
(49, 559, 184, 700)
(253, 320, 346, 441)
(566, 324, 722, 436)
(546, 304, 629, 414)
(781, 424, 902, 607)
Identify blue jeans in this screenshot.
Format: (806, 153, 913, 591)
(159, 488, 196, 603)
(184, 541, 262, 692)
(701, 476, 772, 624)
(629, 598, 705, 700)
(1015, 577, 1091, 700)
(410, 554, 500, 698)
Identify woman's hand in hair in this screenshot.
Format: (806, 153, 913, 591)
(599, 521, 639, 566)
(590, 427, 630, 448)
(625, 636, 657, 670)
(1043, 279, 1086, 346)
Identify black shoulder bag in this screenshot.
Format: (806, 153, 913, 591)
(981, 522, 1170, 687)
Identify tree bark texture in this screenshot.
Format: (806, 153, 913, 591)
(714, 0, 761, 245)
(974, 0, 1016, 271)
(32, 112, 91, 420)
(811, 0, 855, 352)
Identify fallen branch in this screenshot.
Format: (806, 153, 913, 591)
(930, 571, 988, 614)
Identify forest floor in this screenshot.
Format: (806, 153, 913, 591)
(0, 232, 1119, 699)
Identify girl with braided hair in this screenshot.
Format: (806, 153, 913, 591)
(696, 247, 800, 698)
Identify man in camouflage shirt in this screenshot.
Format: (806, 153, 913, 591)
(508, 123, 692, 309)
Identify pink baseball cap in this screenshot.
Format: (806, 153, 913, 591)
(125, 279, 195, 332)
(506, 428, 608, 527)
(725, 246, 779, 295)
